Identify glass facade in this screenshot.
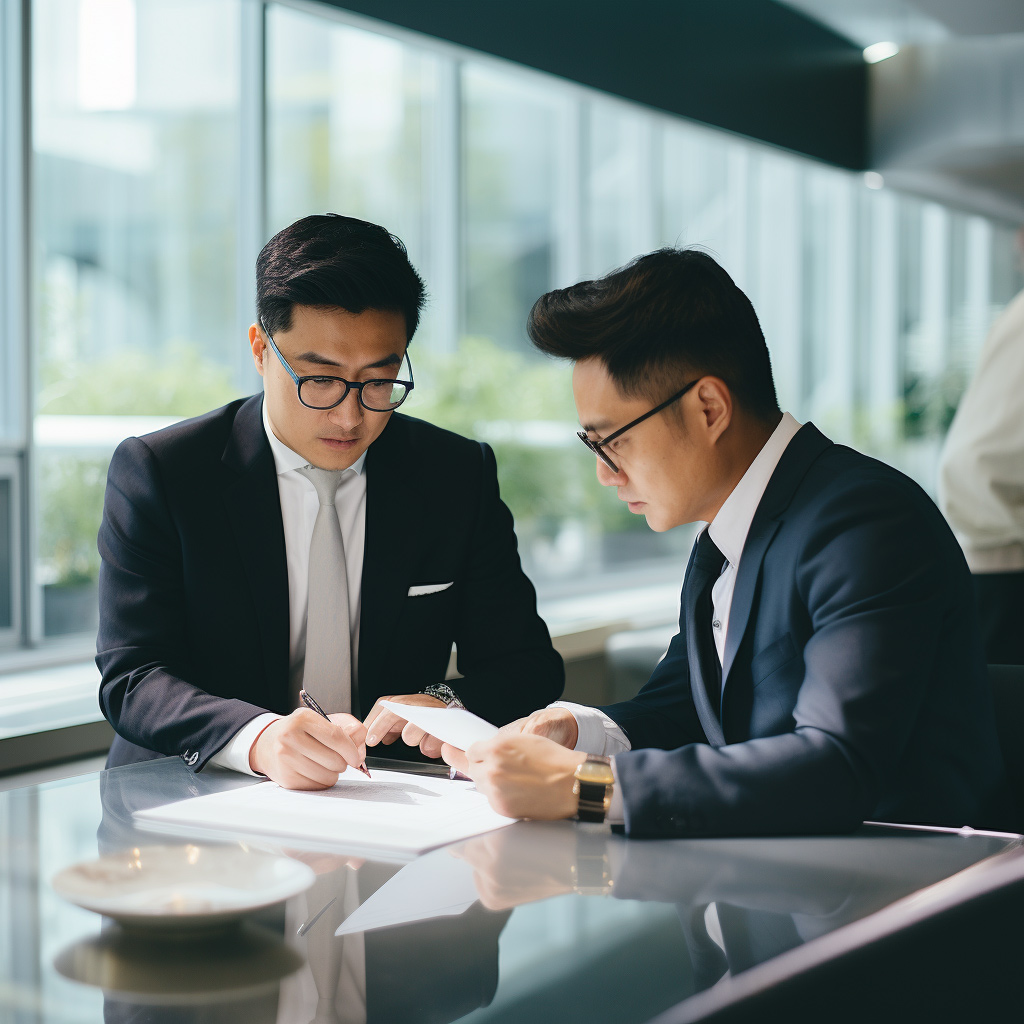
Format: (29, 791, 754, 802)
(0, 0, 1022, 658)
(31, 0, 241, 637)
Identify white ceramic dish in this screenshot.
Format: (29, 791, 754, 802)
(51, 844, 315, 932)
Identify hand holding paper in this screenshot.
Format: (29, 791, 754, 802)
(378, 701, 498, 752)
(363, 693, 455, 757)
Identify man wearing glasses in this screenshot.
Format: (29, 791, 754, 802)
(96, 214, 563, 787)
(444, 248, 1012, 836)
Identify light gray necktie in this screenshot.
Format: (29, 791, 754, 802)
(297, 465, 352, 714)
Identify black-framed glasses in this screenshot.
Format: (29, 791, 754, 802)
(260, 318, 415, 412)
(578, 378, 699, 473)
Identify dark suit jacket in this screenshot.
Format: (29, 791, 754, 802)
(96, 395, 563, 770)
(606, 424, 1012, 836)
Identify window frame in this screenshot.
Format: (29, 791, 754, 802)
(1, 0, 31, 656)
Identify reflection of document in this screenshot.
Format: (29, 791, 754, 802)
(135, 768, 515, 857)
(335, 848, 478, 935)
(379, 701, 498, 751)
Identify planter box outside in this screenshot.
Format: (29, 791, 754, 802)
(43, 582, 99, 638)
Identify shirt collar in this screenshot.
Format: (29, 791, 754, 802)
(261, 394, 368, 477)
(707, 412, 802, 568)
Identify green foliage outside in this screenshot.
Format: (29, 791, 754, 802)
(38, 335, 660, 588)
(38, 344, 238, 587)
(37, 343, 238, 418)
(405, 337, 645, 545)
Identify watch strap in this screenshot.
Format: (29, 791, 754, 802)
(421, 682, 465, 709)
(574, 755, 614, 823)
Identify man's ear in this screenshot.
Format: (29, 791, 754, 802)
(696, 377, 732, 442)
(248, 323, 266, 377)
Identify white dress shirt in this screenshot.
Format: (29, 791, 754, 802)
(209, 397, 368, 774)
(555, 412, 804, 821)
(277, 866, 367, 1024)
(939, 287, 1024, 572)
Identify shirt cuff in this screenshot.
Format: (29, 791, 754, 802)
(550, 701, 632, 756)
(207, 713, 281, 776)
(607, 758, 624, 826)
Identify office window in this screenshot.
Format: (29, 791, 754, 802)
(584, 101, 656, 278)
(461, 64, 568, 354)
(32, 0, 242, 638)
(266, 2, 440, 333)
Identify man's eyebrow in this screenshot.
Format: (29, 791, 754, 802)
(580, 419, 613, 435)
(294, 351, 341, 368)
(292, 352, 403, 371)
(362, 353, 403, 371)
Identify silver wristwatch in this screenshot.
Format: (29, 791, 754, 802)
(421, 682, 465, 709)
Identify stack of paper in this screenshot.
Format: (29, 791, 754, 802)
(135, 767, 514, 858)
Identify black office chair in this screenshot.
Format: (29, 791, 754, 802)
(988, 664, 1024, 830)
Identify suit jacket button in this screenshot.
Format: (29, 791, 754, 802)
(188, 752, 199, 767)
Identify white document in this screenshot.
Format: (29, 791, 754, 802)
(379, 701, 498, 751)
(335, 847, 478, 935)
(134, 767, 515, 857)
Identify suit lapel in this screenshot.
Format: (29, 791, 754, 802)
(358, 414, 420, 715)
(721, 423, 833, 689)
(221, 395, 290, 706)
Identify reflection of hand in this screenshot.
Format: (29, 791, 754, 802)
(451, 827, 578, 910)
(501, 708, 579, 749)
(249, 709, 367, 789)
(362, 693, 448, 757)
(454, 733, 586, 820)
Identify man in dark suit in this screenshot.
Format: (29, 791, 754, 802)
(444, 249, 1011, 835)
(97, 214, 563, 786)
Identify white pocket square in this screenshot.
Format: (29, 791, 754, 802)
(408, 582, 454, 597)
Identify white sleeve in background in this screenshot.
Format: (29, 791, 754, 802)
(551, 700, 632, 756)
(939, 288, 1024, 570)
(207, 713, 281, 775)
(607, 759, 624, 825)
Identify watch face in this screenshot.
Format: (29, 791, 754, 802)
(576, 762, 615, 786)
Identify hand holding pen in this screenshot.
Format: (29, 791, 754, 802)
(300, 689, 372, 779)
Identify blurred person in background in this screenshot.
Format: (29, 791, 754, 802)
(940, 229, 1024, 666)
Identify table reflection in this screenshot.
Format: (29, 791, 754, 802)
(86, 764, 511, 1023)
(448, 820, 1015, 995)
(55, 922, 302, 1023)
(1, 757, 1014, 1024)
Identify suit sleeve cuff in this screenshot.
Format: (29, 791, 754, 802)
(207, 713, 281, 775)
(550, 701, 632, 756)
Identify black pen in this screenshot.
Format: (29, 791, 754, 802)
(299, 689, 372, 779)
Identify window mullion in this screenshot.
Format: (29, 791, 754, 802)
(2, 0, 32, 648)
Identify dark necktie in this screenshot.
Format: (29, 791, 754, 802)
(683, 529, 728, 738)
(680, 903, 730, 992)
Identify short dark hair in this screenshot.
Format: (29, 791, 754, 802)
(256, 214, 426, 340)
(527, 249, 780, 421)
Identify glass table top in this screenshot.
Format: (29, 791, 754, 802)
(1, 756, 1020, 1024)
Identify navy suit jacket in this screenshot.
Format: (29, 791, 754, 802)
(96, 395, 563, 770)
(607, 424, 1012, 837)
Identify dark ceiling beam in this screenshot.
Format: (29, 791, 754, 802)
(320, 0, 868, 169)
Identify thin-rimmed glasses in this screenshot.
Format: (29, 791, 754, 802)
(578, 379, 699, 473)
